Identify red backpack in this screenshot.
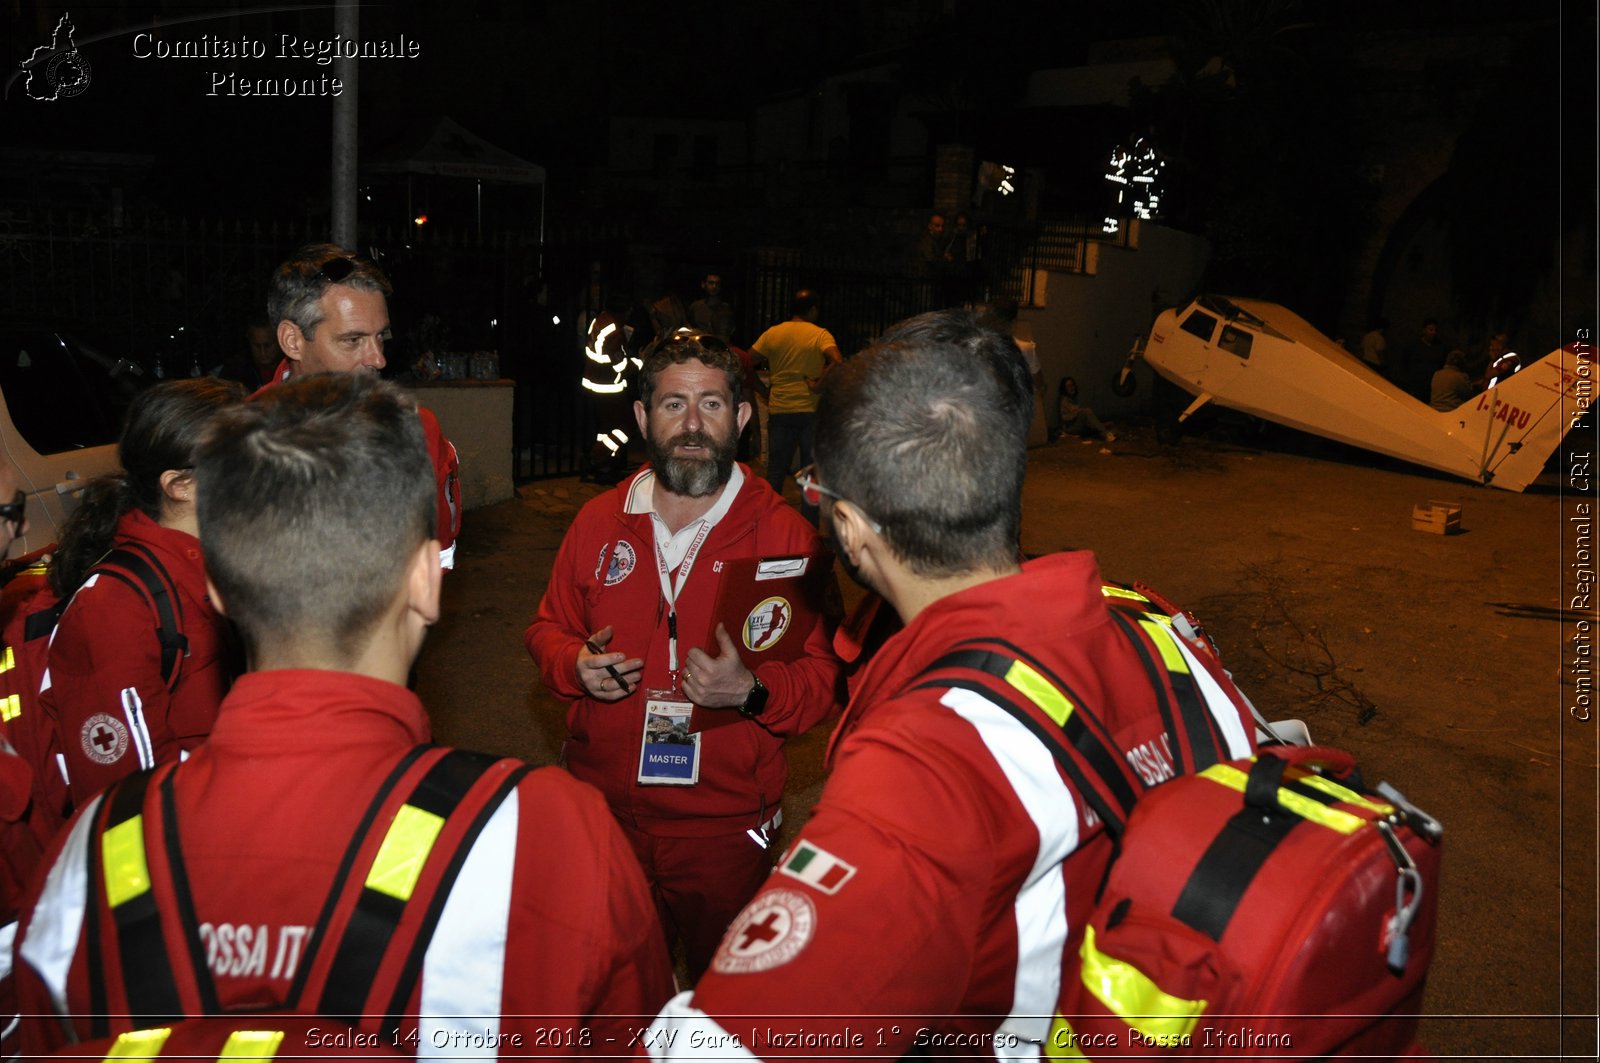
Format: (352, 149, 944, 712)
(915, 581, 1443, 1058)
(37, 744, 529, 1054)
(0, 543, 187, 840)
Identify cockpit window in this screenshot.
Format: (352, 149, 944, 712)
(1218, 326, 1253, 359)
(1179, 310, 1218, 343)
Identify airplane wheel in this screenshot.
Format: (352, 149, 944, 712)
(1110, 370, 1137, 398)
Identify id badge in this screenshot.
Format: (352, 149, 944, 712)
(638, 691, 700, 786)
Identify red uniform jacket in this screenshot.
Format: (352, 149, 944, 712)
(42, 511, 234, 806)
(526, 466, 842, 837)
(645, 553, 1258, 1059)
(14, 669, 674, 1057)
(257, 363, 461, 568)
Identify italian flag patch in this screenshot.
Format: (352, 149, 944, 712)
(779, 841, 857, 894)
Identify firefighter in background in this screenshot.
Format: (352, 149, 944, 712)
(582, 282, 643, 485)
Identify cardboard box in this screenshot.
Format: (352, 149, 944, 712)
(1412, 500, 1463, 535)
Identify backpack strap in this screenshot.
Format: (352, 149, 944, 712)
(373, 755, 532, 1042)
(1104, 610, 1224, 775)
(84, 765, 187, 1036)
(912, 636, 1141, 838)
(299, 746, 530, 1033)
(91, 546, 189, 689)
(21, 597, 68, 644)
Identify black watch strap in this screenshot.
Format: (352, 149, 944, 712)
(739, 675, 770, 718)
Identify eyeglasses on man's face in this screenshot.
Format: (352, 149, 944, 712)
(795, 466, 882, 534)
(0, 489, 24, 526)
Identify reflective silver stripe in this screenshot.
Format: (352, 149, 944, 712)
(942, 686, 1076, 1061)
(646, 991, 757, 1060)
(20, 793, 107, 1017)
(418, 788, 518, 1058)
(120, 687, 156, 771)
(1161, 632, 1253, 758)
(42, 573, 102, 695)
(0, 919, 16, 981)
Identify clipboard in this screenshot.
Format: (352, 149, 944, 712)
(690, 553, 830, 732)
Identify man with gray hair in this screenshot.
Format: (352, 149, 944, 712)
(643, 310, 1255, 1058)
(263, 242, 462, 567)
(14, 374, 671, 1056)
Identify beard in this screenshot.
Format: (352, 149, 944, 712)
(648, 428, 737, 497)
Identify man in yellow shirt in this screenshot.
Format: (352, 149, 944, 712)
(749, 289, 842, 524)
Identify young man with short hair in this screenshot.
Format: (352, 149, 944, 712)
(15, 374, 671, 1056)
(644, 311, 1256, 1057)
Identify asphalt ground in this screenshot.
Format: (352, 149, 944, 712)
(416, 421, 1597, 1061)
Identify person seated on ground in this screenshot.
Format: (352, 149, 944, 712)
(13, 373, 672, 1057)
(1429, 349, 1476, 411)
(43, 378, 247, 808)
(1057, 375, 1115, 442)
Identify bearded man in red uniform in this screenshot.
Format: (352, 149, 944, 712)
(14, 374, 671, 1056)
(642, 310, 1256, 1058)
(528, 329, 841, 981)
(261, 243, 462, 569)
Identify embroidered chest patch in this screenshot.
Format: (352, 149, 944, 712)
(596, 540, 637, 586)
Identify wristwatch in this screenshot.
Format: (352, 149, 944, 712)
(739, 674, 769, 718)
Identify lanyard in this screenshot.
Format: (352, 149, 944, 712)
(654, 518, 713, 686)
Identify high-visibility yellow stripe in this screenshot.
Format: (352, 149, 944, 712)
(365, 804, 445, 901)
(103, 1026, 172, 1060)
(219, 1030, 286, 1059)
(1078, 925, 1208, 1040)
(1138, 620, 1190, 674)
(102, 815, 153, 908)
(1, 693, 19, 723)
(1004, 658, 1074, 726)
(1101, 586, 1149, 603)
(1, 644, 13, 673)
(1200, 763, 1367, 835)
(1284, 766, 1395, 816)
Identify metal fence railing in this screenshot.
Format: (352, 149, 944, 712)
(0, 208, 1127, 482)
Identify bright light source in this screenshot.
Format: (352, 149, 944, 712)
(489, 318, 498, 328)
(414, 214, 429, 226)
(552, 315, 561, 326)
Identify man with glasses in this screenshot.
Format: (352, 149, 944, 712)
(642, 310, 1256, 1058)
(527, 329, 842, 981)
(264, 243, 462, 567)
(0, 473, 24, 556)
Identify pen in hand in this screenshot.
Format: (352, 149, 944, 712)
(585, 638, 632, 695)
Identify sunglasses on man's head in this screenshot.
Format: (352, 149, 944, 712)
(644, 327, 730, 359)
(317, 257, 358, 285)
(0, 489, 23, 525)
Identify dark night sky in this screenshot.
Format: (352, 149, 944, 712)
(4, 0, 1574, 210)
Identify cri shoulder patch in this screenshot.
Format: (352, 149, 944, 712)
(712, 889, 816, 975)
(596, 540, 637, 586)
(742, 596, 792, 653)
(81, 713, 129, 765)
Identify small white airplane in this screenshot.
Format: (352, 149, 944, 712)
(1124, 294, 1594, 492)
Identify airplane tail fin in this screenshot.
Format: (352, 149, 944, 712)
(1451, 345, 1594, 491)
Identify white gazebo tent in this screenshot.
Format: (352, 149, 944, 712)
(367, 116, 546, 243)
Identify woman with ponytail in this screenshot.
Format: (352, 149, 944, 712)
(43, 377, 247, 805)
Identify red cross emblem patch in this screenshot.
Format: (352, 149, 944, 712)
(712, 889, 816, 975)
(81, 713, 129, 766)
